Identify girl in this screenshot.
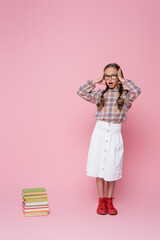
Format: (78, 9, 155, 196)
(77, 63, 141, 215)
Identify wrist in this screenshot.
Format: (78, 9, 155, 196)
(92, 80, 96, 85)
(119, 78, 127, 84)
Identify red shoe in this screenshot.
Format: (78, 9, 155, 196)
(105, 197, 118, 215)
(97, 197, 108, 215)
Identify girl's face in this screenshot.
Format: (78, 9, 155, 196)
(103, 67, 119, 90)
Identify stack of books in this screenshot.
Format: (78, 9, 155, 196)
(22, 187, 49, 216)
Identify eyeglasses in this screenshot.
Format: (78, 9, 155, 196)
(104, 74, 118, 80)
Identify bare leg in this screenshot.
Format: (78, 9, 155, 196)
(96, 177, 105, 198)
(107, 181, 116, 197)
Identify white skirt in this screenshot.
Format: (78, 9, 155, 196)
(86, 120, 124, 181)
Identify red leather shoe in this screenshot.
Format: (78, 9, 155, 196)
(97, 197, 108, 215)
(105, 197, 118, 215)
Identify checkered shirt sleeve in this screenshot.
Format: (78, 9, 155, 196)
(122, 79, 141, 109)
(77, 80, 102, 104)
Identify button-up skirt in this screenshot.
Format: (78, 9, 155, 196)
(86, 120, 124, 181)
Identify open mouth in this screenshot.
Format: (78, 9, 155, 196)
(109, 82, 113, 86)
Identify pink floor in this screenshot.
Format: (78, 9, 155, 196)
(1, 182, 159, 240)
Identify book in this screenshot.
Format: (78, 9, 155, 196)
(24, 208, 49, 213)
(22, 201, 49, 209)
(24, 208, 49, 212)
(22, 188, 46, 193)
(23, 204, 49, 208)
(24, 201, 49, 206)
(22, 193, 47, 197)
(22, 194, 48, 199)
(24, 211, 48, 217)
(24, 198, 48, 202)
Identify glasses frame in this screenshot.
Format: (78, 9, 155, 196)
(103, 74, 118, 80)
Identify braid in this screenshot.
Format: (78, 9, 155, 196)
(96, 84, 109, 111)
(116, 83, 125, 111)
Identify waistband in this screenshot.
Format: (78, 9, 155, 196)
(95, 120, 121, 132)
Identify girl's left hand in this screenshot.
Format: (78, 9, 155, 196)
(118, 68, 125, 83)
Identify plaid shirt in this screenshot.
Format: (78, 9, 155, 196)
(77, 79, 141, 123)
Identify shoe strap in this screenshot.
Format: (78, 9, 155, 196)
(107, 197, 115, 200)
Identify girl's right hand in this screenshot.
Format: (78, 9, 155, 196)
(92, 77, 105, 85)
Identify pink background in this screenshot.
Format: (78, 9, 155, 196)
(0, 0, 159, 239)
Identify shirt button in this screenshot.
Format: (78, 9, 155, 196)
(104, 149, 106, 152)
(107, 129, 109, 132)
(106, 140, 108, 142)
(108, 123, 110, 126)
(104, 159, 105, 161)
(102, 168, 104, 170)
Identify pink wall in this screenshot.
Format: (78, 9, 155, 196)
(0, 0, 159, 239)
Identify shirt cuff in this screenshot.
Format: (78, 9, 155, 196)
(121, 79, 128, 85)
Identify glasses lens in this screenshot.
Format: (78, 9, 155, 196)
(112, 75, 117, 79)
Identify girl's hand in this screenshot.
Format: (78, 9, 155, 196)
(118, 68, 125, 83)
(92, 77, 105, 85)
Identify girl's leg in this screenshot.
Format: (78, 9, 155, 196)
(107, 180, 116, 197)
(96, 177, 105, 197)
(96, 177, 107, 215)
(106, 180, 118, 215)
